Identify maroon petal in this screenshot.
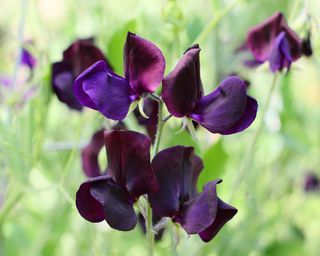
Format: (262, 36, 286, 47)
(247, 12, 302, 63)
(179, 180, 221, 234)
(81, 129, 105, 178)
(124, 32, 165, 94)
(63, 38, 110, 77)
(104, 130, 158, 198)
(149, 146, 203, 217)
(190, 76, 255, 134)
(74, 60, 137, 120)
(52, 61, 83, 110)
(75, 176, 107, 223)
(162, 45, 203, 117)
(90, 177, 137, 231)
(199, 198, 237, 242)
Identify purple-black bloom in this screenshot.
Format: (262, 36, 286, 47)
(148, 146, 237, 242)
(52, 38, 111, 111)
(246, 12, 304, 72)
(76, 130, 158, 231)
(162, 44, 257, 135)
(74, 32, 165, 120)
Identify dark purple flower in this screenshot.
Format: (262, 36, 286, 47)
(52, 38, 111, 111)
(246, 12, 303, 72)
(304, 172, 319, 192)
(76, 130, 158, 231)
(162, 45, 257, 135)
(74, 32, 165, 120)
(148, 146, 237, 242)
(81, 123, 127, 178)
(133, 98, 158, 143)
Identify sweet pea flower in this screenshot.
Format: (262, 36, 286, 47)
(76, 130, 158, 231)
(162, 44, 257, 135)
(52, 38, 111, 110)
(246, 12, 308, 72)
(81, 122, 126, 178)
(148, 146, 237, 242)
(74, 32, 165, 120)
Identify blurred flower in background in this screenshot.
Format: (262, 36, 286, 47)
(51, 38, 111, 110)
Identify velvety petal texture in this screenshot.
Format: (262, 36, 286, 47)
(246, 12, 302, 72)
(124, 32, 165, 94)
(162, 44, 257, 134)
(148, 146, 237, 242)
(74, 61, 136, 120)
(162, 45, 203, 117)
(74, 32, 165, 120)
(76, 130, 157, 231)
(190, 76, 257, 134)
(52, 38, 110, 110)
(104, 130, 158, 198)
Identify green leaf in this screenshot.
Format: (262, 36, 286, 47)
(107, 20, 137, 74)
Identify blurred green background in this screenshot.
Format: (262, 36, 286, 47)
(0, 0, 320, 255)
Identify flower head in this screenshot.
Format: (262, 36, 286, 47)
(52, 38, 111, 110)
(76, 130, 158, 231)
(148, 146, 237, 242)
(74, 32, 165, 120)
(246, 12, 303, 72)
(162, 45, 257, 134)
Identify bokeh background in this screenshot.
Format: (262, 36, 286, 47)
(0, 0, 320, 255)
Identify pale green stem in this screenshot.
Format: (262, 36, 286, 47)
(146, 97, 166, 256)
(192, 0, 238, 44)
(229, 74, 279, 201)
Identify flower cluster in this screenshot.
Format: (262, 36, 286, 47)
(66, 31, 259, 243)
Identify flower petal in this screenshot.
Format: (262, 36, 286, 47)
(104, 130, 158, 197)
(190, 76, 249, 134)
(219, 96, 258, 135)
(247, 12, 302, 62)
(199, 198, 237, 242)
(124, 32, 165, 94)
(21, 47, 37, 70)
(74, 60, 136, 120)
(75, 176, 106, 223)
(179, 180, 221, 234)
(90, 177, 137, 231)
(52, 61, 83, 110)
(162, 45, 203, 117)
(63, 38, 110, 77)
(149, 146, 202, 217)
(81, 129, 105, 178)
(269, 32, 292, 72)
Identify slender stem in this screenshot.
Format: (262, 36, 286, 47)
(0, 187, 24, 225)
(229, 74, 279, 201)
(146, 98, 166, 256)
(153, 100, 164, 157)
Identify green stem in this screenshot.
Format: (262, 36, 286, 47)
(0, 187, 24, 225)
(146, 98, 166, 256)
(229, 74, 279, 201)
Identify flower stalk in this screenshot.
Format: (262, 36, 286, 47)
(229, 73, 279, 201)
